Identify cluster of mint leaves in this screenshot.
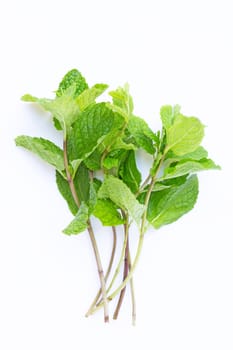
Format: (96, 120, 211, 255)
(15, 69, 220, 324)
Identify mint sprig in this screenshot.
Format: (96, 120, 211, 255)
(15, 68, 220, 324)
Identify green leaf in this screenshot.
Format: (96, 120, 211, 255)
(44, 87, 81, 129)
(103, 155, 120, 169)
(22, 70, 88, 131)
(53, 117, 63, 130)
(21, 88, 80, 129)
(109, 83, 133, 117)
(15, 136, 64, 171)
(74, 163, 90, 203)
(166, 146, 208, 163)
(160, 104, 180, 130)
(63, 202, 89, 235)
(106, 103, 128, 120)
(21, 94, 38, 102)
(153, 183, 172, 191)
(147, 175, 199, 228)
(76, 84, 108, 111)
(68, 102, 124, 161)
(98, 175, 144, 224)
(151, 183, 173, 192)
(88, 180, 125, 226)
(88, 182, 98, 214)
(92, 199, 125, 226)
(166, 114, 205, 155)
(162, 158, 220, 180)
(56, 163, 90, 215)
(70, 159, 83, 177)
(70, 135, 106, 177)
(56, 171, 78, 215)
(83, 149, 103, 170)
(56, 69, 88, 97)
(109, 138, 137, 152)
(138, 176, 188, 204)
(93, 178, 102, 191)
(127, 116, 156, 154)
(158, 175, 188, 187)
(102, 149, 126, 170)
(22, 93, 65, 129)
(119, 150, 141, 193)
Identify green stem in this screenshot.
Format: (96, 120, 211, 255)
(113, 216, 130, 320)
(136, 174, 151, 196)
(86, 222, 109, 322)
(128, 250, 136, 325)
(63, 139, 80, 208)
(63, 139, 109, 322)
(85, 226, 117, 317)
(105, 222, 128, 296)
(90, 153, 166, 315)
(100, 121, 128, 167)
(93, 215, 129, 311)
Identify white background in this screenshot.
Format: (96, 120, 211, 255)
(0, 0, 232, 349)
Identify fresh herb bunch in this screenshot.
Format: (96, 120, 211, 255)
(15, 69, 220, 324)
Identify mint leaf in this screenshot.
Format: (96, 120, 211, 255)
(21, 94, 38, 102)
(162, 158, 220, 180)
(160, 104, 180, 130)
(157, 175, 188, 188)
(21, 88, 80, 130)
(138, 176, 188, 204)
(147, 175, 199, 228)
(151, 183, 174, 192)
(109, 138, 137, 152)
(103, 154, 120, 170)
(55, 69, 88, 128)
(56, 69, 88, 97)
(22, 69, 88, 131)
(63, 202, 89, 235)
(53, 117, 63, 130)
(119, 150, 141, 193)
(152, 183, 172, 191)
(127, 116, 156, 154)
(92, 199, 125, 226)
(166, 146, 208, 163)
(68, 103, 124, 161)
(70, 159, 83, 177)
(102, 149, 126, 170)
(74, 163, 90, 203)
(109, 84, 133, 117)
(56, 163, 90, 215)
(98, 175, 144, 225)
(166, 114, 205, 155)
(15, 136, 64, 171)
(56, 171, 78, 215)
(76, 84, 108, 111)
(83, 149, 103, 170)
(88, 182, 98, 214)
(44, 87, 81, 129)
(88, 172, 126, 226)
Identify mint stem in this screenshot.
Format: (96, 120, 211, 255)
(63, 139, 80, 208)
(136, 174, 151, 195)
(104, 221, 129, 296)
(63, 139, 109, 322)
(128, 250, 136, 325)
(86, 221, 109, 322)
(90, 154, 166, 315)
(85, 226, 117, 317)
(113, 219, 129, 320)
(93, 225, 128, 312)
